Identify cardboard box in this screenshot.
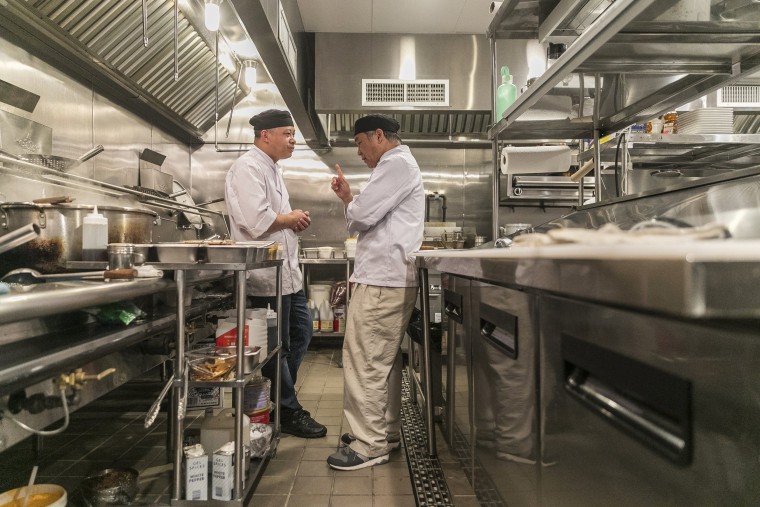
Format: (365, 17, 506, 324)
(212, 444, 235, 501)
(184, 444, 208, 501)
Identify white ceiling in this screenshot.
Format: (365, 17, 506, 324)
(296, 0, 499, 34)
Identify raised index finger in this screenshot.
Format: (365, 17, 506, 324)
(334, 164, 345, 180)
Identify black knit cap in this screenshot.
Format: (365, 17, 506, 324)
(249, 109, 294, 130)
(353, 114, 400, 136)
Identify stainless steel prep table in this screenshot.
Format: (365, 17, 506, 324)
(415, 240, 760, 505)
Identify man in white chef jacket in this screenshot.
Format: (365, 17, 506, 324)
(327, 114, 425, 470)
(224, 109, 326, 439)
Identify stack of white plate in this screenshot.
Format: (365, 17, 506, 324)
(677, 108, 734, 134)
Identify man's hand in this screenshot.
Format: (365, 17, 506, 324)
(289, 209, 311, 232)
(331, 164, 353, 206)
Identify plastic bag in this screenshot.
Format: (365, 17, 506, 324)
(249, 423, 272, 458)
(330, 282, 347, 307)
(88, 301, 146, 326)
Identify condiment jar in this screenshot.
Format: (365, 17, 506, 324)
(662, 111, 678, 134)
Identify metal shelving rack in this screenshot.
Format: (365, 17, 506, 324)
(299, 257, 354, 337)
(487, 0, 760, 236)
(153, 254, 284, 506)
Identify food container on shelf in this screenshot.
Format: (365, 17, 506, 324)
(217, 346, 262, 374)
(344, 238, 357, 258)
(154, 243, 199, 263)
(188, 348, 236, 381)
(317, 246, 334, 259)
(302, 247, 319, 259)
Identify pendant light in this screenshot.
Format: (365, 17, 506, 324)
(205, 0, 221, 32)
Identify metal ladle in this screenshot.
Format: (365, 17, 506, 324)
(1, 268, 104, 286)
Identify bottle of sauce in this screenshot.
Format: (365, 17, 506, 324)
(309, 300, 319, 333)
(82, 205, 108, 261)
(319, 300, 332, 333)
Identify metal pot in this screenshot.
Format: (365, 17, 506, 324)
(0, 203, 159, 273)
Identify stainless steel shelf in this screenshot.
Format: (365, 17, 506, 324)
(487, 0, 760, 141)
(581, 133, 760, 168)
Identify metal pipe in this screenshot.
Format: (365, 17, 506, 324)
(275, 264, 282, 435)
(171, 269, 185, 500)
(419, 268, 436, 456)
(142, 0, 149, 47)
(490, 36, 500, 241)
(0, 223, 40, 255)
(593, 73, 602, 201)
(234, 269, 246, 498)
(225, 63, 244, 139)
(173, 0, 179, 81)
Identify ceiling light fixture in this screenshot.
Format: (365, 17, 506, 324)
(204, 0, 221, 32)
(244, 60, 258, 88)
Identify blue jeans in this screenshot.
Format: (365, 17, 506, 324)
(248, 289, 312, 412)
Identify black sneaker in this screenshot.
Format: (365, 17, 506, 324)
(340, 432, 401, 451)
(327, 446, 389, 471)
(281, 409, 327, 438)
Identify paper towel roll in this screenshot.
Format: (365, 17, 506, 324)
(500, 145, 572, 175)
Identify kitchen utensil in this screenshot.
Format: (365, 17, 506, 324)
(0, 223, 40, 255)
(32, 196, 74, 204)
(144, 374, 174, 428)
(1, 268, 104, 285)
(18, 145, 103, 172)
(171, 180, 203, 229)
(21, 465, 38, 507)
(178, 358, 188, 420)
(0, 203, 158, 274)
(80, 468, 138, 507)
(499, 223, 533, 237)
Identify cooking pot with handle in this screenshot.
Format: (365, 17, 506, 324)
(0, 203, 159, 274)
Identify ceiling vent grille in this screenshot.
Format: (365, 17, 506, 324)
(718, 85, 760, 107)
(362, 79, 449, 107)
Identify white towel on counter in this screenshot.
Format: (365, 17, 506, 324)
(135, 265, 164, 278)
(512, 222, 730, 247)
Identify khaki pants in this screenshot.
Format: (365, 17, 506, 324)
(342, 284, 418, 458)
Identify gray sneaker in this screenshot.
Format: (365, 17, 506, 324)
(327, 446, 389, 471)
(340, 433, 401, 451)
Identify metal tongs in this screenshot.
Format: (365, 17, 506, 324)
(0, 223, 40, 255)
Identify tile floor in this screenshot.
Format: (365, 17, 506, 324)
(0, 345, 479, 506)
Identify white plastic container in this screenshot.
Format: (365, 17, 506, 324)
(200, 409, 251, 462)
(308, 284, 332, 309)
(345, 238, 357, 258)
(82, 205, 108, 261)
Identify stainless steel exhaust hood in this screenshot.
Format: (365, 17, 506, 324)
(315, 33, 493, 146)
(0, 0, 241, 144)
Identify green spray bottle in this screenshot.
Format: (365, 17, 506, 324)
(495, 66, 517, 121)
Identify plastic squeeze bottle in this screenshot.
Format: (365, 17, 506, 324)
(495, 66, 518, 121)
(82, 205, 108, 261)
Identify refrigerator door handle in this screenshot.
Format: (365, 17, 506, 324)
(566, 369, 688, 463)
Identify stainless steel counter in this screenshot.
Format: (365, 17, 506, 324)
(415, 240, 760, 319)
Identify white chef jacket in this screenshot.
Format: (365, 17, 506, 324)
(346, 144, 425, 287)
(224, 146, 302, 296)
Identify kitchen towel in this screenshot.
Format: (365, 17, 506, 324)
(500, 145, 572, 174)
